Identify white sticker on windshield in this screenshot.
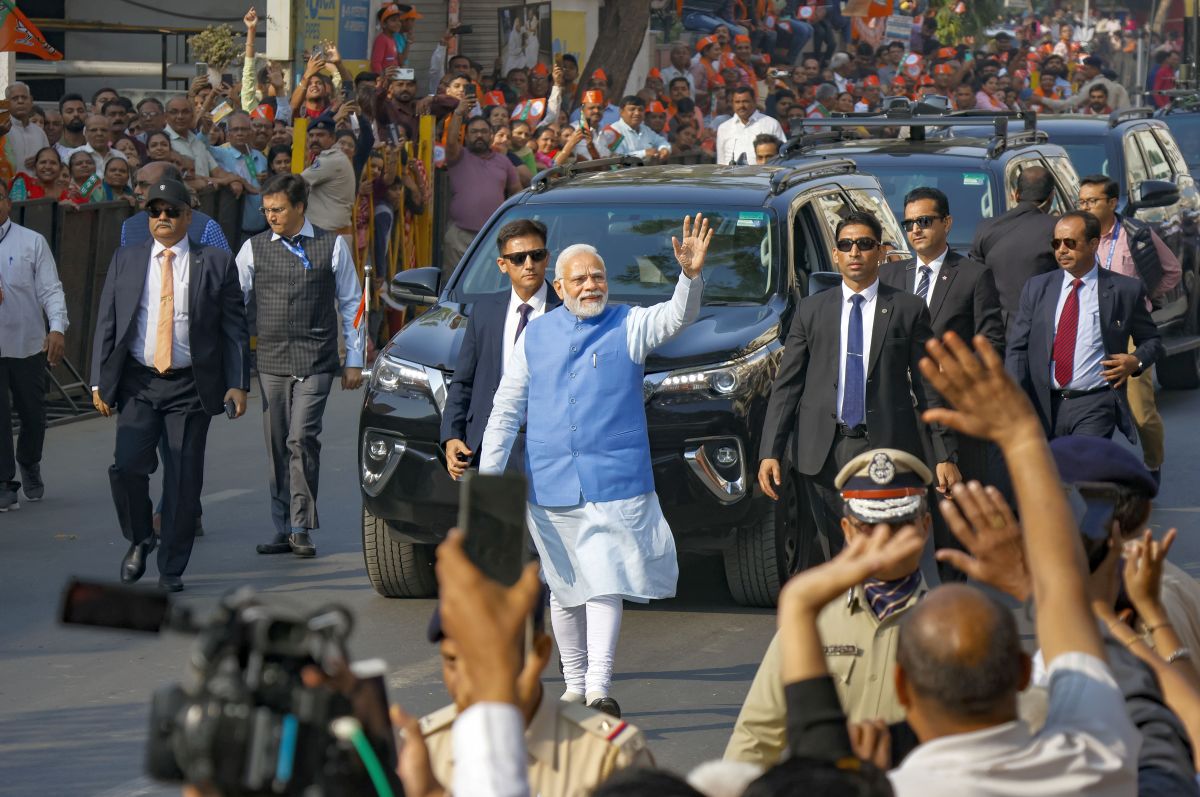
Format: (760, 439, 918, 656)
(737, 212, 766, 228)
(963, 173, 986, 186)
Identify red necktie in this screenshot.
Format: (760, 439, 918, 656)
(1053, 278, 1084, 387)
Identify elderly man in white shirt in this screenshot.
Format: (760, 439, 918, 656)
(481, 215, 713, 719)
(5, 82, 48, 172)
(80, 113, 128, 174)
(0, 180, 67, 511)
(715, 85, 785, 166)
(601, 96, 670, 162)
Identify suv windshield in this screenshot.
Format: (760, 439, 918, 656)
(1163, 115, 1200, 171)
(1055, 140, 1111, 178)
(454, 205, 776, 306)
(859, 164, 997, 249)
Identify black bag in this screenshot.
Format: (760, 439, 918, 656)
(1120, 216, 1165, 299)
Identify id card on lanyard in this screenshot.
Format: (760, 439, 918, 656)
(1101, 224, 1120, 271)
(279, 236, 312, 270)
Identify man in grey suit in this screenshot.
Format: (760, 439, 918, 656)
(970, 165, 1060, 323)
(235, 173, 364, 558)
(91, 179, 249, 592)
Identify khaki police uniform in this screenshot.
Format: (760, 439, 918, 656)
(421, 691, 653, 797)
(299, 145, 355, 234)
(724, 577, 927, 767)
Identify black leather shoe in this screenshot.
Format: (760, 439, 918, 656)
(158, 575, 184, 592)
(120, 538, 156, 583)
(588, 697, 621, 718)
(256, 533, 292, 554)
(288, 530, 316, 557)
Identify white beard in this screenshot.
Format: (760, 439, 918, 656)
(565, 290, 608, 319)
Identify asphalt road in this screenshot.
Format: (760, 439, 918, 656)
(4, 384, 1200, 796)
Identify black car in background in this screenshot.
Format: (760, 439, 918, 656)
(1036, 111, 1200, 387)
(1156, 93, 1200, 183)
(358, 159, 911, 607)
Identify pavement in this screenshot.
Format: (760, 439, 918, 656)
(3, 383, 1200, 796)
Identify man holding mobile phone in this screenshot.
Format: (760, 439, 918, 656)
(480, 214, 713, 718)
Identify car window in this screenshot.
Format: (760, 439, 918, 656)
(454, 204, 776, 305)
(1135, 130, 1173, 181)
(1125, 134, 1151, 186)
(811, 190, 857, 245)
(1162, 115, 1200, 171)
(1046, 154, 1081, 202)
(851, 164, 994, 251)
(1007, 158, 1068, 215)
(845, 186, 910, 257)
(1154, 128, 1189, 176)
(1057, 141, 1110, 177)
(791, 203, 824, 294)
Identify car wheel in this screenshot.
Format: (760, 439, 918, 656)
(362, 504, 438, 597)
(1157, 346, 1200, 390)
(723, 472, 823, 607)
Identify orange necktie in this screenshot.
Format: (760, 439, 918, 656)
(154, 249, 175, 373)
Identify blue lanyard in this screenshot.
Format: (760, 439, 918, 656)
(279, 235, 312, 270)
(1101, 223, 1120, 271)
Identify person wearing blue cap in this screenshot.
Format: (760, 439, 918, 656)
(418, 591, 653, 795)
(727, 448, 933, 767)
(299, 112, 355, 237)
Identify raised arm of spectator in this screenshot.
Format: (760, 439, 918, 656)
(291, 56, 326, 115)
(920, 333, 1105, 665)
(241, 7, 259, 113)
(428, 28, 454, 97)
(547, 63, 566, 122)
(445, 97, 470, 165)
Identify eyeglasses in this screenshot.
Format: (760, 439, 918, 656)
(1051, 237, 1082, 250)
(836, 237, 879, 252)
(260, 206, 290, 216)
(900, 215, 944, 231)
(147, 204, 183, 219)
(1077, 197, 1112, 208)
(500, 248, 549, 265)
(139, 110, 163, 119)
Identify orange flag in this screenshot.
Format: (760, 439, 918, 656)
(0, 1, 61, 60)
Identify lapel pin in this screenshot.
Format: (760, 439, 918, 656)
(881, 307, 889, 314)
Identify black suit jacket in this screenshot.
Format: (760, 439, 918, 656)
(879, 249, 1006, 355)
(90, 238, 250, 416)
(760, 281, 950, 475)
(1005, 267, 1163, 441)
(440, 286, 561, 453)
(970, 201, 1059, 320)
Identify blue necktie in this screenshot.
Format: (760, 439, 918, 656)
(843, 294, 865, 428)
(915, 265, 932, 302)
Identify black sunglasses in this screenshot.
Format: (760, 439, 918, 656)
(1051, 237, 1082, 251)
(148, 204, 183, 219)
(836, 237, 879, 252)
(501, 248, 549, 265)
(901, 215, 944, 231)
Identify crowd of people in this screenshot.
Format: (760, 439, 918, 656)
(3, 0, 1200, 795)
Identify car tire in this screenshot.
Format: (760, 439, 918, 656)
(1157, 346, 1200, 390)
(723, 472, 823, 607)
(362, 505, 438, 598)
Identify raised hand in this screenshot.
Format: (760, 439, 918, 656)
(935, 481, 1031, 601)
(1123, 528, 1177, 619)
(672, 212, 714, 278)
(919, 332, 1041, 447)
(243, 6, 257, 29)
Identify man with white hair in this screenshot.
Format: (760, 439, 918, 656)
(5, 82, 48, 172)
(481, 214, 714, 719)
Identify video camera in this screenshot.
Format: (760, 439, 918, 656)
(60, 580, 401, 797)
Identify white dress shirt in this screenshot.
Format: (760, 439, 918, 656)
(715, 111, 786, 166)
(233, 219, 366, 368)
(914, 247, 948, 307)
(837, 279, 878, 424)
(660, 65, 695, 94)
(167, 126, 218, 177)
(1051, 266, 1104, 390)
(80, 143, 127, 175)
(888, 652, 1138, 797)
(0, 220, 68, 359)
(136, 238, 192, 369)
(501, 281, 548, 374)
(6, 118, 48, 173)
(602, 118, 670, 158)
(451, 703, 531, 797)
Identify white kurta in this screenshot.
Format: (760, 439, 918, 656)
(480, 274, 703, 607)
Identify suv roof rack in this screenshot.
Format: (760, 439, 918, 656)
(779, 129, 865, 157)
(788, 98, 1037, 141)
(530, 156, 645, 193)
(769, 158, 857, 195)
(1108, 107, 1155, 127)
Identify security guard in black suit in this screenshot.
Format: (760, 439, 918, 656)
(758, 210, 952, 557)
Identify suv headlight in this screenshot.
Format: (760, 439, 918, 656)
(371, 354, 449, 413)
(649, 340, 782, 399)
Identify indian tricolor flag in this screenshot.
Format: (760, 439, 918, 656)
(353, 272, 368, 330)
(0, 1, 61, 60)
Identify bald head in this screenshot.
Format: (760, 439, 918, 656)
(897, 584, 1024, 721)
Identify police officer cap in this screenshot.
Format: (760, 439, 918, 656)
(143, 178, 191, 208)
(310, 113, 337, 134)
(1049, 435, 1158, 497)
(427, 583, 550, 643)
(834, 448, 932, 525)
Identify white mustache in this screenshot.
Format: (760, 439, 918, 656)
(581, 290, 604, 300)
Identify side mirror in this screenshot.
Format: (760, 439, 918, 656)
(1131, 179, 1180, 210)
(389, 267, 441, 306)
(808, 271, 842, 296)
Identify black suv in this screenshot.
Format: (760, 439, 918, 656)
(1156, 92, 1200, 182)
(777, 103, 1083, 254)
(358, 159, 911, 607)
(1034, 110, 1200, 387)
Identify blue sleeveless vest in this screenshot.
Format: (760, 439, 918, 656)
(523, 304, 655, 507)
